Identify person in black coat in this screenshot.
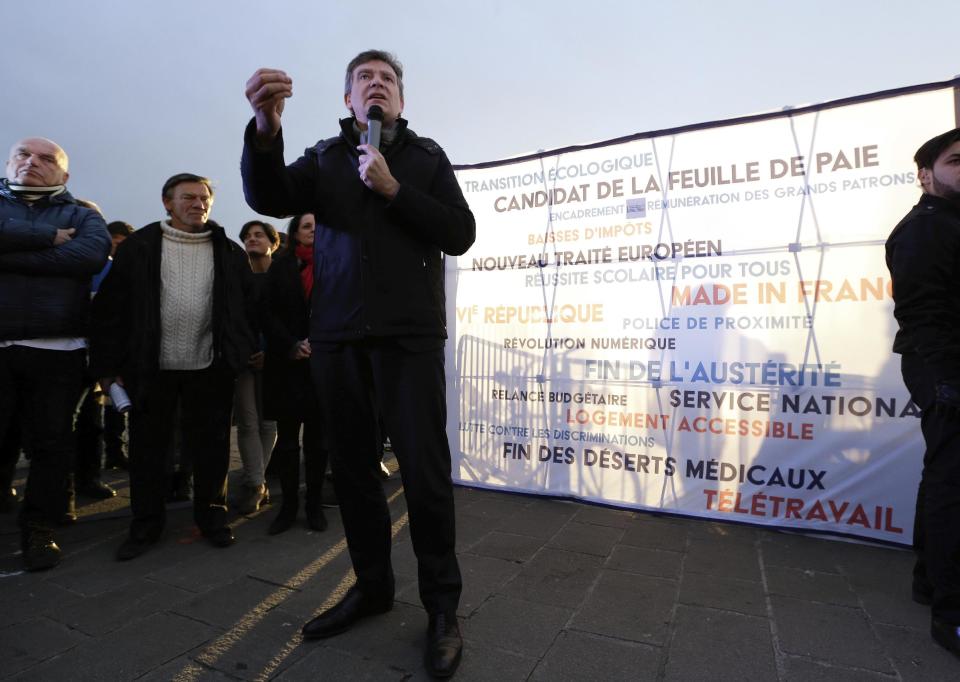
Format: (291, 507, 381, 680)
(90, 174, 256, 559)
(886, 127, 960, 658)
(242, 51, 475, 677)
(262, 213, 327, 534)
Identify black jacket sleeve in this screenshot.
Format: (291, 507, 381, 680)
(241, 119, 317, 218)
(0, 207, 109, 275)
(0, 216, 58, 253)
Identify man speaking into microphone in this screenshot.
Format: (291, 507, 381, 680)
(241, 51, 475, 678)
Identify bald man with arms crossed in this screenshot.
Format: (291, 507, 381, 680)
(0, 137, 110, 571)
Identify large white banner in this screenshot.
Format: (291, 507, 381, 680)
(446, 83, 958, 545)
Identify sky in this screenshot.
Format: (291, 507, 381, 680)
(2, 0, 958, 235)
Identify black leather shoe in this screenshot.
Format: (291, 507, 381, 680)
(301, 586, 392, 639)
(932, 618, 960, 659)
(268, 505, 297, 535)
(425, 611, 462, 678)
(78, 479, 117, 499)
(203, 527, 236, 548)
(22, 523, 62, 571)
(305, 504, 327, 532)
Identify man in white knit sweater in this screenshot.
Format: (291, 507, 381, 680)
(91, 174, 255, 560)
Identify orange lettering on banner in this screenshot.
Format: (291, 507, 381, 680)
(847, 504, 870, 528)
(675, 416, 813, 440)
(672, 284, 747, 306)
(566, 409, 669, 429)
(482, 304, 604, 324)
(796, 278, 892, 302)
(805, 501, 828, 522)
(702, 489, 903, 533)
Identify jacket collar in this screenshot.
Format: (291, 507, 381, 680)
(918, 193, 960, 218)
(338, 116, 409, 146)
(0, 178, 75, 206)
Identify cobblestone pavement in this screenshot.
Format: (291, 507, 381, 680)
(1, 451, 956, 681)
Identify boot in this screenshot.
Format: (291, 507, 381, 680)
(238, 483, 267, 515)
(305, 502, 327, 531)
(22, 522, 62, 571)
(268, 501, 297, 535)
(269, 450, 299, 534)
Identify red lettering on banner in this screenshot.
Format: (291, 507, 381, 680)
(847, 504, 870, 528)
(701, 489, 903, 534)
(785, 499, 803, 519)
(675, 416, 814, 440)
(885, 508, 903, 533)
(828, 500, 848, 522)
(805, 500, 828, 522)
(718, 490, 734, 512)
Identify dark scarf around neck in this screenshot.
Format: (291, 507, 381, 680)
(1, 178, 67, 202)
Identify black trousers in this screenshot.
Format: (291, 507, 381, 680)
(311, 339, 462, 614)
(127, 367, 234, 537)
(902, 352, 960, 623)
(273, 413, 326, 510)
(0, 346, 84, 527)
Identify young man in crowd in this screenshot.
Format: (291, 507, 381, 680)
(887, 127, 960, 658)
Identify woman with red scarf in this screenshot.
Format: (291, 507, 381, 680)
(261, 213, 328, 534)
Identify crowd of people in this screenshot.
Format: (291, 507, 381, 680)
(1, 49, 473, 677)
(6, 45, 960, 673)
(0, 172, 338, 540)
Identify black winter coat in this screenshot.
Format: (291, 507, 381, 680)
(261, 250, 315, 422)
(89, 221, 256, 405)
(241, 117, 476, 343)
(886, 194, 960, 382)
(0, 186, 110, 340)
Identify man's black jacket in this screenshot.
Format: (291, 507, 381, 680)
(886, 193, 960, 382)
(89, 221, 255, 403)
(241, 117, 476, 343)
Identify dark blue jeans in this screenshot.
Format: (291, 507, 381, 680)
(0, 345, 85, 527)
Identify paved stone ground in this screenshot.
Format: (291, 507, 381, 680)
(1, 449, 958, 681)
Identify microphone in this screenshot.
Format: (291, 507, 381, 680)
(366, 104, 384, 150)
